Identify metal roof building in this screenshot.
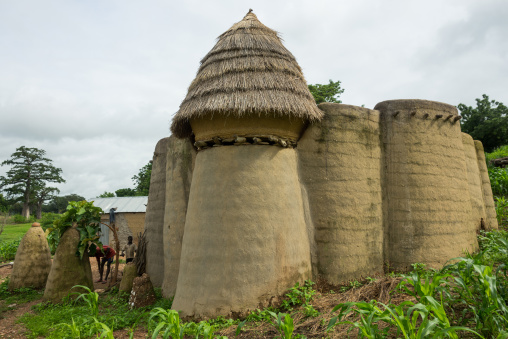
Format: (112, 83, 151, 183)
(88, 196, 148, 213)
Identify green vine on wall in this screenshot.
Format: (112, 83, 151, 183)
(48, 201, 103, 259)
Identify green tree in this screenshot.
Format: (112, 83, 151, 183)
(97, 192, 115, 198)
(0, 146, 65, 219)
(458, 94, 508, 152)
(31, 183, 60, 219)
(308, 79, 345, 104)
(115, 188, 136, 197)
(44, 194, 86, 214)
(132, 161, 152, 196)
(0, 193, 8, 213)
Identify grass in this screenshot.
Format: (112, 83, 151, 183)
(0, 223, 31, 242)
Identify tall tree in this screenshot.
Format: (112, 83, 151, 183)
(32, 183, 60, 219)
(0, 146, 65, 219)
(459, 94, 508, 152)
(44, 194, 86, 214)
(97, 192, 115, 198)
(132, 161, 152, 196)
(308, 79, 345, 104)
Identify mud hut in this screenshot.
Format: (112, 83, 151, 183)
(169, 10, 321, 318)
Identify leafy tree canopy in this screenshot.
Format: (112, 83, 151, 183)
(132, 161, 152, 196)
(459, 94, 508, 152)
(308, 80, 345, 104)
(97, 192, 115, 198)
(43, 193, 86, 214)
(0, 146, 65, 219)
(0, 194, 8, 213)
(115, 188, 136, 197)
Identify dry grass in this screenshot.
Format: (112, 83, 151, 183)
(171, 10, 322, 139)
(218, 276, 414, 338)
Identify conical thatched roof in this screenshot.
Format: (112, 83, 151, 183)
(171, 10, 323, 139)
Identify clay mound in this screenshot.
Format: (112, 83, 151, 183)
(119, 262, 137, 294)
(129, 273, 156, 309)
(43, 228, 94, 302)
(8, 223, 52, 290)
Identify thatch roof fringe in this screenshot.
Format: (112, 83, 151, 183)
(171, 10, 322, 139)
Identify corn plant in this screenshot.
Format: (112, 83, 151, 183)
(56, 317, 85, 338)
(93, 317, 115, 339)
(496, 197, 508, 227)
(149, 308, 187, 339)
(267, 311, 297, 339)
(398, 270, 451, 304)
(71, 285, 100, 318)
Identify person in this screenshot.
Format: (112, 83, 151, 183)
(121, 236, 137, 263)
(95, 245, 116, 284)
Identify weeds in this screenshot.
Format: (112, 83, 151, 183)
(0, 237, 20, 261)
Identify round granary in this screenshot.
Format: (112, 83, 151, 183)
(8, 222, 52, 290)
(375, 99, 478, 271)
(170, 10, 322, 142)
(462, 133, 487, 231)
(298, 103, 384, 284)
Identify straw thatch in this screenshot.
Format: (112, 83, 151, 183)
(171, 10, 323, 139)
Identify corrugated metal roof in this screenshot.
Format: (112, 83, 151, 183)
(88, 196, 148, 213)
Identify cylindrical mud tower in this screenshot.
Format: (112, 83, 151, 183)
(474, 140, 499, 230)
(169, 11, 321, 318)
(145, 137, 170, 287)
(298, 103, 384, 284)
(462, 133, 487, 231)
(376, 99, 478, 271)
(161, 136, 196, 298)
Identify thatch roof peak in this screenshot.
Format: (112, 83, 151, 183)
(171, 10, 323, 139)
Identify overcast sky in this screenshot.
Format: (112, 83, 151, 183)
(1, 0, 507, 200)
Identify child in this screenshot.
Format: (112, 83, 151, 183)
(95, 245, 116, 283)
(121, 236, 137, 263)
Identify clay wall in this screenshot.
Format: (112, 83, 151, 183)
(376, 99, 478, 271)
(298, 103, 384, 284)
(162, 136, 196, 298)
(145, 137, 170, 287)
(171, 146, 312, 318)
(462, 133, 487, 230)
(475, 140, 499, 230)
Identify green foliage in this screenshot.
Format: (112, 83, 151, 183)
(268, 311, 297, 339)
(0, 146, 65, 218)
(281, 280, 316, 311)
(97, 191, 115, 198)
(132, 161, 152, 196)
(43, 194, 86, 214)
(0, 193, 8, 213)
(115, 188, 137, 197)
(72, 285, 99, 318)
(12, 214, 35, 224)
(486, 145, 508, 166)
(496, 197, 508, 227)
(0, 222, 31, 242)
(459, 95, 508, 152)
(308, 79, 344, 104)
(149, 308, 187, 339)
(39, 212, 60, 231)
(48, 200, 103, 259)
(489, 167, 508, 197)
(0, 238, 21, 261)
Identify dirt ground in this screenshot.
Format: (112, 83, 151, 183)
(0, 257, 134, 338)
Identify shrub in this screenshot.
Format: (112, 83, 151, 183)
(0, 238, 21, 262)
(489, 167, 508, 197)
(39, 213, 61, 231)
(486, 145, 508, 166)
(12, 214, 35, 224)
(496, 196, 508, 228)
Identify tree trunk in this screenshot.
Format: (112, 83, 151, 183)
(22, 203, 30, 220)
(36, 202, 43, 219)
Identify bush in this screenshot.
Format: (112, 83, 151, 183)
(489, 167, 508, 197)
(486, 145, 508, 166)
(39, 213, 61, 231)
(12, 214, 35, 224)
(0, 238, 21, 262)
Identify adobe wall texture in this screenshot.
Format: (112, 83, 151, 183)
(462, 133, 487, 231)
(102, 212, 145, 249)
(171, 146, 312, 318)
(475, 140, 499, 230)
(376, 99, 478, 271)
(145, 137, 171, 287)
(298, 103, 384, 284)
(162, 136, 196, 299)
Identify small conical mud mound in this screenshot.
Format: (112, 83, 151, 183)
(129, 273, 156, 309)
(119, 262, 137, 294)
(43, 227, 94, 302)
(9, 222, 52, 290)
